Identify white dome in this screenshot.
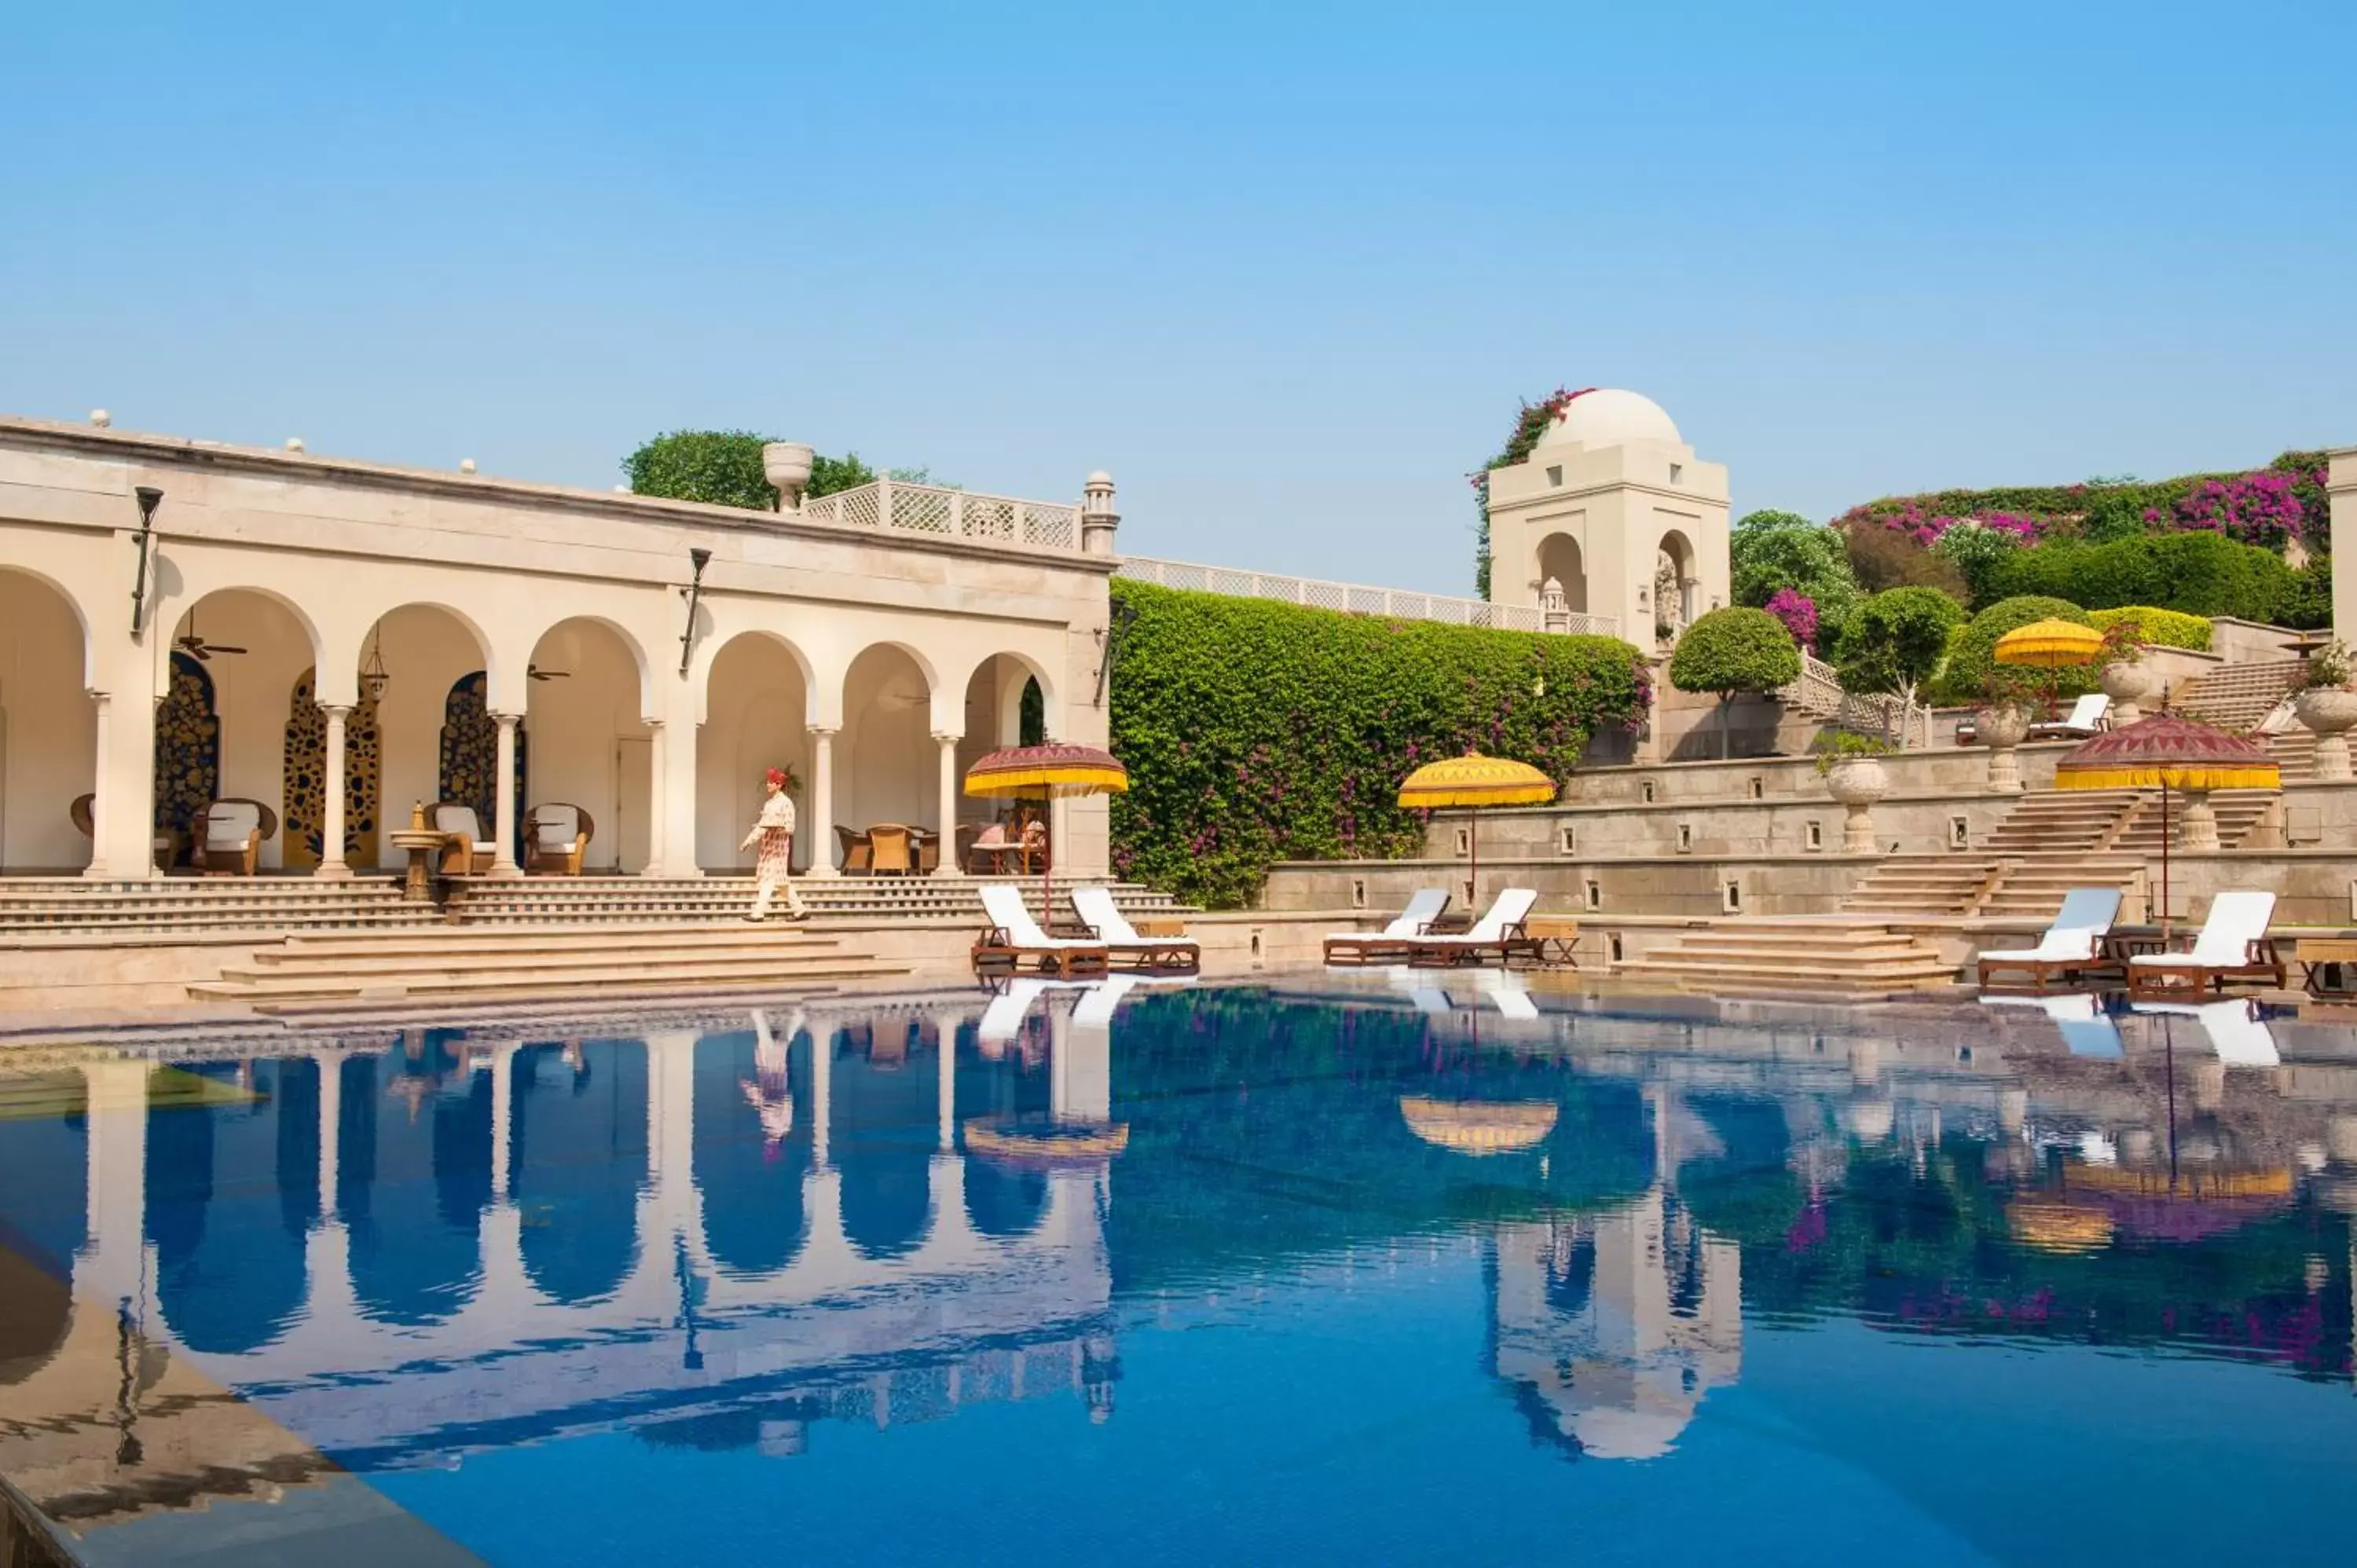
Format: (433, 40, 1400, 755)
(1534, 388, 1681, 450)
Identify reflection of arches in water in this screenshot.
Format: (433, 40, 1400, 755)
(956, 1018, 1053, 1237)
(147, 1060, 315, 1354)
(1544, 1224, 1596, 1319)
(693, 1030, 810, 1277)
(513, 1041, 647, 1304)
(833, 1026, 936, 1260)
(964, 1162, 1049, 1239)
(340, 1051, 490, 1327)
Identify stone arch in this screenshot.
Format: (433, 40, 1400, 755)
(162, 588, 317, 869)
(1535, 533, 1589, 614)
(693, 1027, 811, 1278)
(0, 570, 97, 871)
(152, 651, 220, 867)
(359, 604, 497, 867)
(163, 584, 324, 698)
(512, 1040, 647, 1306)
(525, 618, 653, 873)
(145, 1058, 316, 1354)
(841, 643, 937, 839)
(524, 613, 656, 724)
(438, 672, 524, 853)
(832, 1022, 934, 1262)
(1655, 529, 1698, 635)
(953, 649, 1059, 747)
(699, 632, 820, 870)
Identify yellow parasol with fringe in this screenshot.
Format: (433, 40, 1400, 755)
(965, 742, 1129, 922)
(1397, 753, 1556, 904)
(1996, 618, 2105, 720)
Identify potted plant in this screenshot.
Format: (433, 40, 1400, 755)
(2096, 621, 2157, 722)
(1813, 731, 1893, 852)
(2293, 639, 2357, 782)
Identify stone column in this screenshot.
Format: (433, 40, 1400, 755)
(315, 1050, 343, 1218)
(1080, 471, 1119, 555)
(937, 1016, 958, 1152)
(806, 726, 840, 877)
(488, 1042, 517, 1202)
(83, 690, 112, 878)
(491, 711, 522, 877)
(642, 717, 668, 875)
(317, 704, 353, 880)
(810, 1021, 834, 1168)
(933, 732, 962, 876)
(75, 1059, 154, 1310)
(652, 708, 705, 878)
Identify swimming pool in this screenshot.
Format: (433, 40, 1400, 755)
(3, 976, 2353, 1565)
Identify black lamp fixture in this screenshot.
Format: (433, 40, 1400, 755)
(1092, 594, 1139, 708)
(677, 547, 713, 675)
(361, 625, 392, 702)
(130, 486, 163, 635)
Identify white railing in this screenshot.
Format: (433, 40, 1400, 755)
(1779, 650, 1932, 749)
(800, 479, 1080, 551)
(1116, 556, 1620, 638)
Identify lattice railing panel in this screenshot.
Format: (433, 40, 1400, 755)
(1114, 557, 1614, 639)
(796, 482, 1082, 554)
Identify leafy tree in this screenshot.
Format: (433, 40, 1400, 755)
(2275, 555, 2333, 631)
(1930, 520, 2022, 609)
(1732, 510, 1861, 644)
(1669, 606, 1802, 758)
(625, 430, 881, 509)
(1928, 595, 2096, 706)
(1844, 522, 1968, 597)
(1835, 587, 1965, 717)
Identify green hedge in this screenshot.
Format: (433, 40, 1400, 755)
(2084, 606, 2212, 652)
(1988, 531, 2294, 621)
(1833, 449, 2331, 551)
(1107, 581, 1651, 909)
(1926, 595, 2096, 706)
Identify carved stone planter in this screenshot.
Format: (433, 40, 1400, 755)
(2295, 686, 2357, 782)
(761, 441, 815, 512)
(1824, 757, 1890, 854)
(1976, 705, 2033, 792)
(2100, 659, 2157, 725)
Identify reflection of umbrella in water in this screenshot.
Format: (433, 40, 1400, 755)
(1398, 1095, 1557, 1155)
(2053, 713, 2279, 939)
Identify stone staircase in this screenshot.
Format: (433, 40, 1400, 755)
(2110, 789, 2277, 852)
(2267, 728, 2318, 783)
(1976, 856, 2144, 919)
(0, 877, 436, 938)
(1842, 855, 2003, 916)
(1615, 920, 1957, 998)
(1984, 788, 2140, 856)
(447, 875, 1186, 925)
(2175, 659, 2302, 731)
(185, 924, 912, 1015)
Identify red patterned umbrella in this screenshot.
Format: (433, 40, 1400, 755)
(2054, 713, 2279, 937)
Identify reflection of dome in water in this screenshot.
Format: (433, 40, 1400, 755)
(1398, 1096, 1557, 1155)
(1533, 388, 1681, 451)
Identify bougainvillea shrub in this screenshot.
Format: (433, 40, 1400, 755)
(1107, 580, 1650, 909)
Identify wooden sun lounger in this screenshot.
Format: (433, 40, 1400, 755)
(1406, 888, 1542, 969)
(973, 885, 1110, 977)
(1323, 888, 1451, 966)
(2125, 890, 2285, 998)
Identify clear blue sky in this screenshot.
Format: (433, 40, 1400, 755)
(5, 2, 2351, 594)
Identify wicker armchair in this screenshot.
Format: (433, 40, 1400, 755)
(193, 798, 278, 877)
(432, 801, 498, 876)
(523, 802, 594, 875)
(834, 825, 873, 876)
(868, 822, 915, 876)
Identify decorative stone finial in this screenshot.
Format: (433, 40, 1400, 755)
(90, 408, 111, 428)
(613, 484, 631, 494)
(1539, 576, 1570, 634)
(1080, 471, 1119, 555)
(285, 437, 305, 452)
(459, 458, 478, 474)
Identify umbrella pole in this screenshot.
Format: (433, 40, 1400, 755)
(2160, 781, 2171, 943)
(1468, 812, 1479, 909)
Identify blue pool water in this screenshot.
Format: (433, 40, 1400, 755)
(3, 979, 2355, 1565)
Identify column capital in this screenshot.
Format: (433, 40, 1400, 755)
(321, 701, 354, 718)
(808, 724, 841, 739)
(931, 730, 963, 745)
(490, 709, 524, 725)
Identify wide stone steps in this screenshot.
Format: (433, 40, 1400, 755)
(1842, 855, 2002, 916)
(188, 924, 908, 1010)
(446, 876, 1184, 925)
(2177, 659, 2301, 732)
(2110, 789, 2276, 852)
(1983, 789, 2140, 855)
(1977, 857, 2143, 918)
(1617, 921, 1956, 998)
(0, 877, 436, 936)
(2269, 729, 2318, 784)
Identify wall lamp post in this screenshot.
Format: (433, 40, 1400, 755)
(130, 486, 163, 635)
(677, 547, 712, 676)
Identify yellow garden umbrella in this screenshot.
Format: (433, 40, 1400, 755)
(1995, 618, 2105, 721)
(964, 742, 1129, 921)
(1397, 753, 1556, 905)
(2053, 713, 2278, 938)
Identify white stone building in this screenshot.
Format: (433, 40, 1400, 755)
(0, 416, 1119, 881)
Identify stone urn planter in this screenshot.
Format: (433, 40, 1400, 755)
(2099, 658, 2157, 725)
(1976, 704, 2033, 792)
(1824, 757, 1890, 853)
(2294, 686, 2357, 782)
(761, 441, 815, 511)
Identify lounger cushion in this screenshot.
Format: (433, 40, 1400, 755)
(533, 805, 581, 848)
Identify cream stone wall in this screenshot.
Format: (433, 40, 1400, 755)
(0, 416, 1116, 881)
(2331, 448, 2357, 639)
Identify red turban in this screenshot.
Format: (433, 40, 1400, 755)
(764, 768, 787, 789)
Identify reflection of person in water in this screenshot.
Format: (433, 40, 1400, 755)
(741, 1007, 801, 1158)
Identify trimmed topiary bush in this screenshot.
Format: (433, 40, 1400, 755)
(1835, 586, 1966, 705)
(1928, 596, 2096, 706)
(1989, 531, 2293, 621)
(1669, 606, 1801, 758)
(1107, 581, 1651, 909)
(2084, 606, 2212, 652)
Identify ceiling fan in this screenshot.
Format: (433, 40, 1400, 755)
(528, 663, 571, 682)
(175, 611, 247, 660)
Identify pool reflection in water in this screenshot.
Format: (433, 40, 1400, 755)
(2, 977, 2355, 1566)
